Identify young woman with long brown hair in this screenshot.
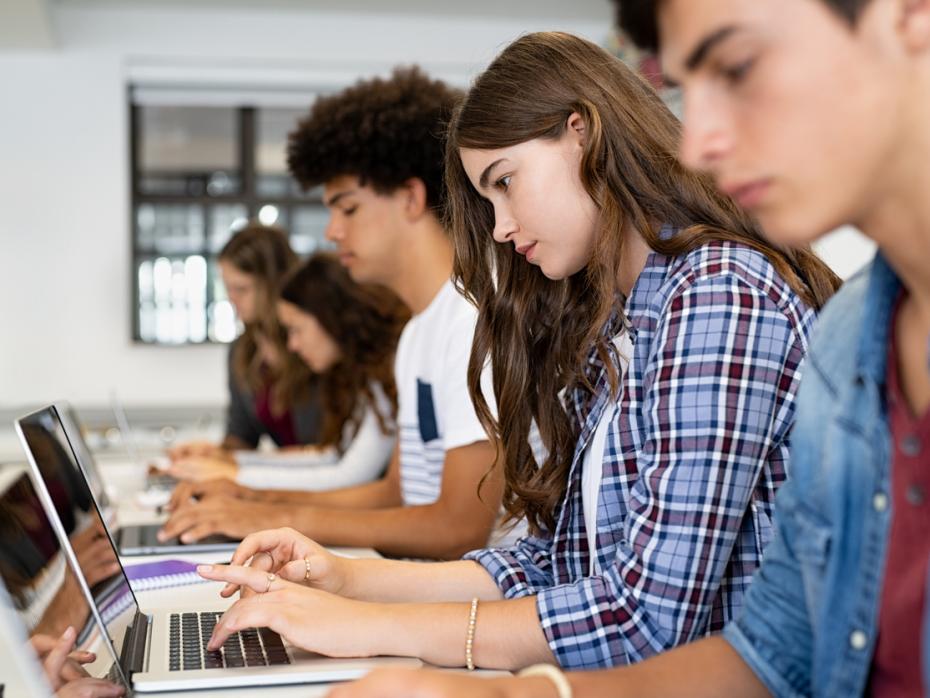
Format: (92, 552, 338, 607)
(190, 32, 840, 671)
(167, 224, 322, 476)
(158, 253, 411, 542)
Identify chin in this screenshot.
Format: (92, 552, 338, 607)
(538, 266, 565, 281)
(758, 208, 836, 249)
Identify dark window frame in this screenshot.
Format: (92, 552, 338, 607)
(128, 93, 324, 345)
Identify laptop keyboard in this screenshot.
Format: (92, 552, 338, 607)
(168, 612, 291, 671)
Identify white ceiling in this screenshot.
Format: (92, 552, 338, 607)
(49, 0, 612, 22)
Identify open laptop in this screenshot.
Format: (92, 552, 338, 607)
(51, 403, 236, 555)
(0, 464, 125, 695)
(111, 393, 177, 491)
(15, 405, 420, 692)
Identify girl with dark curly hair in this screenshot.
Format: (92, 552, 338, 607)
(159, 253, 410, 540)
(190, 31, 840, 676)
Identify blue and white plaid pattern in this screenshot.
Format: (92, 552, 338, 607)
(466, 241, 818, 669)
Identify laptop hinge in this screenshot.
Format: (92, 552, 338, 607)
(119, 610, 151, 677)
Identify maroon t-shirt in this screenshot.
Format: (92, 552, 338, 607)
(254, 380, 297, 447)
(870, 297, 930, 697)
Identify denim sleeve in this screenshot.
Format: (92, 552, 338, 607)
(463, 533, 555, 598)
(723, 475, 815, 698)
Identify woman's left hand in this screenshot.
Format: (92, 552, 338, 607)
(197, 563, 383, 658)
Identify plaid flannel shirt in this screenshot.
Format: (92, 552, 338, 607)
(465, 240, 819, 669)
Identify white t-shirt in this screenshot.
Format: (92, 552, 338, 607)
(581, 332, 633, 576)
(394, 280, 525, 547)
(235, 382, 394, 491)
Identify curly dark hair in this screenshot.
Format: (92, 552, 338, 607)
(613, 0, 872, 52)
(287, 67, 463, 211)
(279, 253, 410, 451)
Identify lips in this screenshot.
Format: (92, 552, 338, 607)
(721, 179, 771, 210)
(515, 242, 537, 261)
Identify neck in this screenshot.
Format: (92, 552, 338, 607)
(616, 226, 653, 298)
(857, 76, 930, 315)
(384, 215, 455, 314)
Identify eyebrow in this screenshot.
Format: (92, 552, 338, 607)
(478, 158, 506, 190)
(684, 25, 740, 72)
(324, 190, 357, 207)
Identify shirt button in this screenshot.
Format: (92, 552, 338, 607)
(902, 435, 923, 457)
(907, 484, 926, 506)
(873, 493, 889, 512)
(850, 630, 868, 650)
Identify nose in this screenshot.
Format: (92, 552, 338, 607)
(324, 215, 343, 243)
(491, 206, 518, 245)
(286, 334, 298, 352)
(678, 89, 733, 174)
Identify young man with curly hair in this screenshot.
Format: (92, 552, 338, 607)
(160, 67, 518, 560)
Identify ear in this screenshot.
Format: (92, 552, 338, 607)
(401, 177, 430, 220)
(565, 111, 587, 148)
(899, 0, 930, 53)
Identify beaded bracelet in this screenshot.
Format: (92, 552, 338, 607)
(517, 664, 573, 698)
(465, 597, 479, 670)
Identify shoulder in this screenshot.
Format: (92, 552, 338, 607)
(801, 264, 872, 394)
(647, 241, 816, 336)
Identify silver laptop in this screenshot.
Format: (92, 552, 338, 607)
(110, 393, 178, 492)
(52, 403, 235, 555)
(0, 465, 125, 696)
(15, 406, 420, 692)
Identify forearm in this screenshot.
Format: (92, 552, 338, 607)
(258, 475, 402, 509)
(368, 596, 552, 670)
(567, 637, 768, 698)
(284, 502, 495, 560)
(342, 558, 502, 603)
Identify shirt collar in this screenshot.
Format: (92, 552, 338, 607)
(856, 252, 902, 384)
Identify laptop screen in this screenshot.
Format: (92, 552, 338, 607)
(0, 468, 96, 645)
(58, 404, 111, 511)
(17, 406, 141, 660)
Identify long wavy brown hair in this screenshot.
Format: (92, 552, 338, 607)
(279, 253, 410, 451)
(219, 223, 314, 416)
(446, 32, 842, 535)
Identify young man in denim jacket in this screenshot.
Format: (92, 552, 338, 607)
(328, 0, 930, 696)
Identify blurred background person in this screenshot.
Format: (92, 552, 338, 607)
(168, 224, 323, 472)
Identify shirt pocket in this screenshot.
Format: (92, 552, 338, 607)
(792, 508, 833, 610)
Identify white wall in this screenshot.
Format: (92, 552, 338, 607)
(0, 3, 609, 409)
(0, 4, 879, 411)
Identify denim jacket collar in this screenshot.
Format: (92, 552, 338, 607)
(856, 253, 902, 386)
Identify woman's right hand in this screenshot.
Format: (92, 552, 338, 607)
(217, 527, 353, 598)
(166, 440, 223, 462)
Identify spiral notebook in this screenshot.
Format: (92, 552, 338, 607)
(123, 559, 209, 592)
